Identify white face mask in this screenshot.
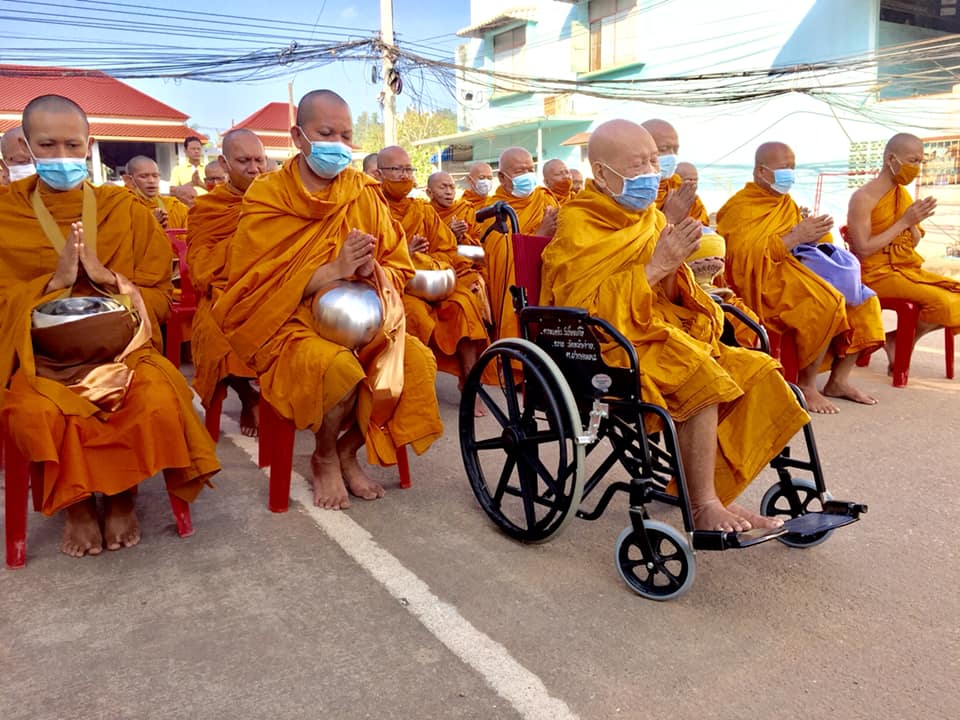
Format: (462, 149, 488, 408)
(473, 178, 492, 196)
(7, 163, 36, 182)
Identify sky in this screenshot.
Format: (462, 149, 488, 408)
(1, 0, 471, 137)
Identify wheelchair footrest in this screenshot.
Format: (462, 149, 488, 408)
(693, 505, 864, 551)
(693, 526, 787, 551)
(781, 510, 860, 536)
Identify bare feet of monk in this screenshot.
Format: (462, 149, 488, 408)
(310, 452, 351, 510)
(727, 502, 784, 530)
(459, 379, 487, 417)
(799, 384, 840, 414)
(339, 449, 385, 501)
(692, 499, 753, 532)
(231, 378, 260, 437)
(61, 496, 103, 558)
(823, 379, 877, 406)
(103, 490, 141, 551)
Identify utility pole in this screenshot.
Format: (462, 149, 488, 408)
(380, 0, 398, 146)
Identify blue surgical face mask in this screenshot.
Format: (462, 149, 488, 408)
(509, 171, 537, 198)
(34, 157, 88, 191)
(603, 164, 661, 211)
(299, 127, 353, 179)
(657, 153, 678, 178)
(764, 166, 795, 195)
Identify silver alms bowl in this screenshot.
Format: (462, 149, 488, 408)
(457, 244, 485, 262)
(312, 281, 384, 349)
(32, 296, 127, 329)
(406, 268, 456, 302)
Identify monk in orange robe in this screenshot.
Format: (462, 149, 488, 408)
(373, 148, 489, 399)
(569, 168, 584, 194)
(123, 155, 190, 230)
(362, 153, 379, 178)
(0, 95, 219, 557)
(213, 90, 442, 510)
(717, 142, 884, 413)
(847, 132, 960, 363)
(426, 170, 479, 245)
(676, 161, 710, 226)
(460, 161, 494, 211)
(641, 119, 710, 225)
(542, 158, 574, 205)
(478, 147, 559, 341)
(2, 126, 35, 191)
(542, 119, 808, 532)
(186, 128, 266, 436)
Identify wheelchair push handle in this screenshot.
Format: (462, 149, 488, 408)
(477, 200, 520, 237)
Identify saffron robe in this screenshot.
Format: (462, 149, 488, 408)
(542, 181, 809, 504)
(460, 188, 491, 212)
(859, 185, 960, 329)
(717, 183, 884, 369)
(213, 162, 442, 465)
(656, 174, 710, 225)
(389, 196, 488, 378)
(134, 191, 189, 230)
(431, 197, 480, 246)
(0, 179, 220, 515)
(186, 182, 257, 406)
(477, 186, 559, 341)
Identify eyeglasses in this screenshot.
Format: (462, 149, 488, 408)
(380, 166, 416, 176)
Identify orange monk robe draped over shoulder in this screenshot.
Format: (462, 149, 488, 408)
(431, 196, 480, 246)
(860, 185, 960, 329)
(477, 185, 558, 341)
(656, 173, 710, 225)
(542, 181, 809, 504)
(0, 178, 219, 515)
(213, 163, 441, 465)
(460, 188, 490, 212)
(186, 182, 257, 406)
(716, 182, 884, 368)
(133, 191, 189, 230)
(388, 196, 488, 378)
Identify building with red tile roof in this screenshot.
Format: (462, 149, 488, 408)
(0, 64, 204, 182)
(229, 102, 294, 161)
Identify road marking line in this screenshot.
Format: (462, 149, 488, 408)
(218, 415, 579, 720)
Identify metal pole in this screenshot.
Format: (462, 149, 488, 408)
(380, 0, 398, 146)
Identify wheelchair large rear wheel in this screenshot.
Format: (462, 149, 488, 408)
(615, 521, 695, 601)
(760, 477, 834, 548)
(459, 339, 585, 543)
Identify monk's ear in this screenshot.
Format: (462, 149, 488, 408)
(86, 136, 95, 158)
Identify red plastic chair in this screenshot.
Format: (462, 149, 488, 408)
(3, 419, 194, 569)
(855, 297, 956, 387)
(256, 396, 412, 513)
(164, 229, 196, 367)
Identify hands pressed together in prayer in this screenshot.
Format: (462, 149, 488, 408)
(662, 181, 697, 224)
(408, 233, 430, 255)
(536, 206, 558, 237)
(449, 218, 468, 241)
(154, 207, 169, 229)
(45, 221, 117, 293)
(339, 228, 376, 278)
(646, 217, 702, 290)
(783, 214, 833, 250)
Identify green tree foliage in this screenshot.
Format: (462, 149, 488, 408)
(354, 108, 456, 182)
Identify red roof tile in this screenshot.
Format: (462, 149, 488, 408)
(231, 102, 293, 133)
(0, 64, 189, 120)
(0, 119, 205, 143)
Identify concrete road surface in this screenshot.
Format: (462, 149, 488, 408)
(2, 329, 958, 720)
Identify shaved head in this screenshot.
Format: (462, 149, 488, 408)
(296, 89, 349, 126)
(362, 152, 378, 175)
(542, 158, 571, 194)
(570, 168, 584, 193)
(377, 144, 410, 169)
(676, 161, 698, 183)
(755, 142, 793, 168)
(204, 160, 226, 187)
(22, 94, 89, 140)
(498, 147, 535, 195)
(587, 119, 659, 198)
(124, 155, 160, 197)
(219, 128, 267, 191)
(292, 89, 354, 183)
(1, 126, 31, 167)
(641, 118, 679, 154)
(753, 142, 795, 194)
(468, 161, 493, 181)
(426, 171, 456, 208)
(885, 132, 923, 160)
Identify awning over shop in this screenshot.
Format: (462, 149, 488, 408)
(456, 7, 538, 38)
(561, 131, 592, 146)
(414, 116, 591, 148)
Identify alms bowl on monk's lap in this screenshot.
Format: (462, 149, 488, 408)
(32, 296, 128, 329)
(407, 268, 456, 302)
(31, 296, 139, 372)
(312, 280, 384, 349)
(457, 244, 485, 263)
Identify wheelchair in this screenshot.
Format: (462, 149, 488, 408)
(458, 201, 867, 601)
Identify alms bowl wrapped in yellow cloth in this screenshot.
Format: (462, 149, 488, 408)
(312, 280, 383, 349)
(406, 268, 455, 302)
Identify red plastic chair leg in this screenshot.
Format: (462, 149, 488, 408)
(397, 444, 411, 489)
(167, 491, 194, 538)
(259, 400, 295, 513)
(204, 382, 227, 442)
(165, 319, 183, 366)
(946, 329, 955, 380)
(4, 430, 30, 569)
(890, 307, 918, 388)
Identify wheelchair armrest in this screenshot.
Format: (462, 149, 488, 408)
(717, 302, 770, 355)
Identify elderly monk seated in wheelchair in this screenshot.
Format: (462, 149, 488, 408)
(541, 119, 811, 533)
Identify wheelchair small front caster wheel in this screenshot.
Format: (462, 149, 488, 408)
(760, 478, 834, 548)
(615, 521, 695, 601)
